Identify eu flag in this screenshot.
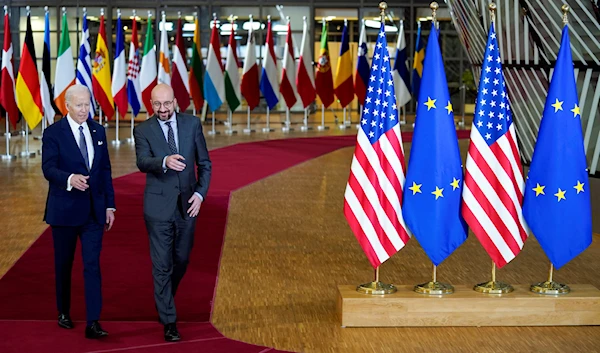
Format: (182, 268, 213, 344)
(402, 25, 467, 266)
(522, 25, 592, 269)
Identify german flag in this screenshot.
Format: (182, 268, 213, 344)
(15, 12, 43, 130)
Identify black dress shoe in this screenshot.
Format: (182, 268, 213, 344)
(58, 313, 73, 329)
(85, 321, 108, 339)
(164, 323, 181, 342)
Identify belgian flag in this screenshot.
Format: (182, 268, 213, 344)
(16, 10, 43, 130)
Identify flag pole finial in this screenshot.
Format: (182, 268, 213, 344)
(44, 6, 48, 13)
(4, 5, 7, 15)
(100, 8, 104, 17)
(379, 2, 388, 23)
(430, 2, 439, 24)
(132, 9, 136, 17)
(286, 16, 290, 24)
(267, 15, 271, 22)
(148, 11, 152, 18)
(26, 5, 30, 16)
(117, 8, 121, 18)
(562, 4, 569, 24)
(178, 11, 181, 19)
(489, 2, 497, 23)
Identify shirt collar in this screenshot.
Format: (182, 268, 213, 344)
(66, 114, 88, 130)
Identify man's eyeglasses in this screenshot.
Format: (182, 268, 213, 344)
(152, 101, 174, 109)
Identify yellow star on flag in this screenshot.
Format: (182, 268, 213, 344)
(445, 101, 453, 115)
(554, 188, 566, 202)
(532, 183, 545, 196)
(574, 180, 585, 194)
(408, 182, 422, 195)
(424, 97, 436, 111)
(571, 104, 580, 118)
(551, 98, 563, 113)
(432, 186, 444, 200)
(450, 178, 460, 190)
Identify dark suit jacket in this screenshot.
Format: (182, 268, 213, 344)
(134, 113, 211, 222)
(42, 117, 116, 226)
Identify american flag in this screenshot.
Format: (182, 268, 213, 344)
(343, 23, 410, 268)
(461, 22, 528, 268)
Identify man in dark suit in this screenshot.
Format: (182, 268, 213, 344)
(42, 84, 115, 339)
(134, 84, 211, 342)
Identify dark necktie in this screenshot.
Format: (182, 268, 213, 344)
(165, 121, 178, 154)
(79, 126, 90, 170)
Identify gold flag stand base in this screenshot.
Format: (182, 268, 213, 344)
(530, 281, 570, 295)
(473, 280, 514, 294)
(357, 281, 397, 295)
(414, 281, 454, 295)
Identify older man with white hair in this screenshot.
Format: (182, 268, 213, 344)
(41, 84, 116, 339)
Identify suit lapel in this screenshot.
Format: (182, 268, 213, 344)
(61, 117, 88, 170)
(176, 113, 188, 154)
(149, 116, 171, 155)
(89, 121, 100, 171)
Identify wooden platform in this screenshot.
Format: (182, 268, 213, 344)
(338, 284, 600, 327)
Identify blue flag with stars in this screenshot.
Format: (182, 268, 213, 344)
(523, 25, 592, 269)
(402, 24, 467, 266)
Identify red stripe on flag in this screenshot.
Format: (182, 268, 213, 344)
(461, 203, 508, 268)
(343, 201, 382, 268)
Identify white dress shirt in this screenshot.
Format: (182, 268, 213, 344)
(66, 115, 93, 191)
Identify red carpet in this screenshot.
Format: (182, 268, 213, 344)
(0, 133, 469, 352)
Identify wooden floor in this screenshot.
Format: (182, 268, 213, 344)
(1, 117, 600, 352)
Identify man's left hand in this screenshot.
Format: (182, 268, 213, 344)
(187, 194, 202, 218)
(106, 210, 115, 231)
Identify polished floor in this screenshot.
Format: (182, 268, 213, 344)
(1, 116, 599, 352)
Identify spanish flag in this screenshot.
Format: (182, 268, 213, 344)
(92, 13, 114, 120)
(15, 12, 43, 130)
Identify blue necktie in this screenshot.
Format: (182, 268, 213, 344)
(79, 126, 90, 170)
(165, 121, 178, 154)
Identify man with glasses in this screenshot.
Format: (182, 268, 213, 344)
(133, 84, 211, 342)
(42, 84, 116, 339)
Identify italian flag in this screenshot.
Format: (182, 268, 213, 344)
(54, 12, 75, 116)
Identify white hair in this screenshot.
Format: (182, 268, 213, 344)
(65, 85, 91, 105)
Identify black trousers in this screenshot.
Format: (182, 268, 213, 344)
(145, 198, 196, 325)
(52, 218, 104, 324)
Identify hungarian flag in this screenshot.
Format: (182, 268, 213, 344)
(334, 21, 354, 108)
(315, 21, 334, 108)
(172, 18, 190, 111)
(0, 10, 19, 128)
(55, 10, 76, 116)
(158, 14, 171, 85)
(296, 17, 316, 109)
(140, 14, 157, 115)
(280, 22, 297, 109)
(189, 15, 205, 111)
(15, 12, 43, 130)
(112, 12, 128, 117)
(241, 19, 259, 110)
(92, 13, 115, 120)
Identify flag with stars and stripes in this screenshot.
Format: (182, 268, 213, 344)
(402, 23, 467, 266)
(462, 22, 528, 269)
(343, 23, 411, 268)
(523, 24, 591, 269)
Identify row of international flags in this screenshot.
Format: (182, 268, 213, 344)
(0, 7, 429, 132)
(344, 11, 591, 272)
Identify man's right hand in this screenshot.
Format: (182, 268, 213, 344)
(166, 154, 186, 172)
(71, 174, 90, 191)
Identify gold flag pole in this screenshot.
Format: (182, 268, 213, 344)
(412, 2, 454, 296)
(472, 2, 514, 296)
(529, 5, 571, 296)
(356, 2, 398, 297)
